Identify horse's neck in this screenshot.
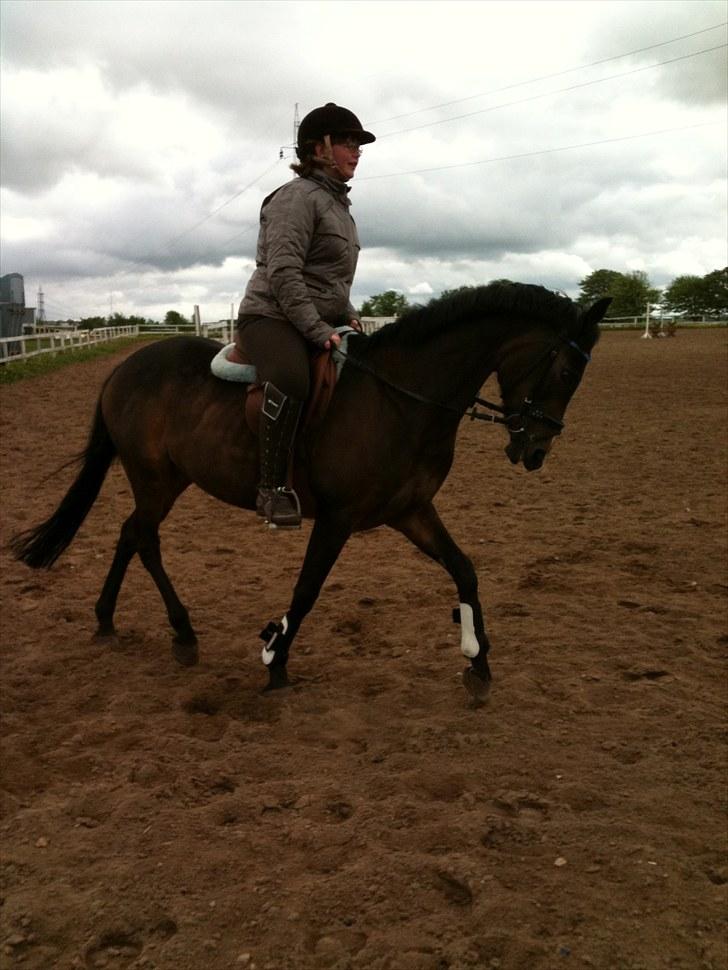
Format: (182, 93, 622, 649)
(378, 316, 509, 412)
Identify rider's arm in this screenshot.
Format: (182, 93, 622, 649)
(263, 186, 336, 349)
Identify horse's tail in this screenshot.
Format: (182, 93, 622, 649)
(11, 400, 116, 569)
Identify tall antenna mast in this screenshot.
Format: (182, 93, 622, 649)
(280, 103, 300, 160)
(36, 285, 46, 325)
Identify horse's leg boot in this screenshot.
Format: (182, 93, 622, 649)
(256, 382, 303, 529)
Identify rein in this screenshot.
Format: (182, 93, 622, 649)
(334, 333, 590, 434)
(333, 346, 478, 417)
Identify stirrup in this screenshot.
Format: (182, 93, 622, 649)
(256, 486, 302, 529)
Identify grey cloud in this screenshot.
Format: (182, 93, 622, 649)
(583, 0, 727, 106)
(1, 0, 724, 319)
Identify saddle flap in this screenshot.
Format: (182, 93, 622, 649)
(244, 350, 337, 436)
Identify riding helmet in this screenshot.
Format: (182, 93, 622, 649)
(296, 103, 376, 156)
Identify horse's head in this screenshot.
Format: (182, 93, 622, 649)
(498, 297, 611, 471)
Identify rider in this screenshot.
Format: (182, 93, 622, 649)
(236, 102, 375, 529)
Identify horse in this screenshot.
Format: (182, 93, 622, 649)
(11, 282, 611, 699)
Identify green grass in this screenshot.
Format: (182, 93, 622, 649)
(0, 337, 159, 386)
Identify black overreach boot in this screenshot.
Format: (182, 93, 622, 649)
(256, 382, 303, 529)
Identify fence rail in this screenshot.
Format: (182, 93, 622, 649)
(0, 326, 140, 364)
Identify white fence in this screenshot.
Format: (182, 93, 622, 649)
(603, 314, 720, 329)
(0, 326, 140, 364)
(361, 316, 396, 334)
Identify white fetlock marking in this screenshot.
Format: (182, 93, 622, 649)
(459, 603, 480, 658)
(261, 615, 288, 666)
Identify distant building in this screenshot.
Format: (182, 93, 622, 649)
(0, 273, 26, 348)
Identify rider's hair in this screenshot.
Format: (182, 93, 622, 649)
(290, 139, 331, 178)
(290, 145, 317, 177)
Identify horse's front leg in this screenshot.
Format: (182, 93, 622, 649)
(390, 503, 492, 700)
(260, 512, 352, 691)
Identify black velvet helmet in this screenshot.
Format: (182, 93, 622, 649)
(296, 103, 376, 156)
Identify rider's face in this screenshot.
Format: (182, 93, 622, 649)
(315, 136, 362, 181)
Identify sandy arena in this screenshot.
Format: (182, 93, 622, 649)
(0, 328, 726, 970)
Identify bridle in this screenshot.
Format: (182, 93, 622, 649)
(336, 331, 591, 441)
(470, 333, 591, 444)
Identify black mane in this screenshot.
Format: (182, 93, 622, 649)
(364, 282, 595, 349)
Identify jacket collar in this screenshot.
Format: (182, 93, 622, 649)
(306, 170, 351, 203)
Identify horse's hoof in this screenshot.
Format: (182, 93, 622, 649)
(92, 627, 118, 646)
(263, 668, 290, 692)
(173, 639, 199, 667)
(462, 666, 491, 706)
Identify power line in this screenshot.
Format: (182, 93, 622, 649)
(219, 224, 256, 249)
(42, 298, 78, 318)
(358, 121, 722, 181)
(377, 44, 727, 140)
(373, 22, 728, 126)
(165, 158, 283, 249)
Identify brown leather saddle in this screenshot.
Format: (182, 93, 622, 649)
(225, 341, 338, 437)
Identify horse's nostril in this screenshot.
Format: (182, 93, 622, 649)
(505, 441, 520, 464)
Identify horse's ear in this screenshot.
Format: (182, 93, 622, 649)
(582, 297, 612, 326)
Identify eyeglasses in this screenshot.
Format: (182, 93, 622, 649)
(332, 136, 363, 153)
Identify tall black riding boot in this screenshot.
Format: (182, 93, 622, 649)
(256, 382, 303, 529)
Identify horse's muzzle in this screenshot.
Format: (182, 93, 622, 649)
(523, 448, 547, 471)
(505, 439, 522, 465)
(505, 437, 549, 471)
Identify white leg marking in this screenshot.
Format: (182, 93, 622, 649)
(459, 603, 480, 658)
(262, 615, 288, 666)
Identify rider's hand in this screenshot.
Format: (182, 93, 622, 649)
(324, 332, 342, 351)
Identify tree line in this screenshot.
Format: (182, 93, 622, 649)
(360, 268, 727, 319)
(43, 267, 727, 329)
(43, 310, 193, 330)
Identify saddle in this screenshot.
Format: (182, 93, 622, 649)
(210, 326, 355, 436)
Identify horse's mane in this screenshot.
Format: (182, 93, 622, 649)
(364, 281, 596, 350)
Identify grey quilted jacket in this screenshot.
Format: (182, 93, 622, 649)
(238, 172, 360, 347)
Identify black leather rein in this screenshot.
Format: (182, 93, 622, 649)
(334, 331, 589, 435)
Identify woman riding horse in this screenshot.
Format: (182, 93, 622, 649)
(236, 102, 376, 529)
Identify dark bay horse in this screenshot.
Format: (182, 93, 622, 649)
(12, 283, 610, 697)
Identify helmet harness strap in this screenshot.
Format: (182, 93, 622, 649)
(314, 134, 348, 182)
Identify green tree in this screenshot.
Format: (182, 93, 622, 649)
(164, 310, 192, 328)
(578, 269, 623, 306)
(702, 267, 728, 315)
(662, 275, 707, 316)
(664, 268, 728, 317)
(78, 316, 107, 330)
(578, 269, 660, 317)
(613, 271, 661, 317)
(360, 291, 409, 317)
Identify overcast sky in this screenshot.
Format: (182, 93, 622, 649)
(1, 0, 726, 322)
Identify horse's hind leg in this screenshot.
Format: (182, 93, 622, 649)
(94, 513, 138, 639)
(390, 503, 492, 698)
(94, 506, 197, 663)
(134, 511, 198, 665)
